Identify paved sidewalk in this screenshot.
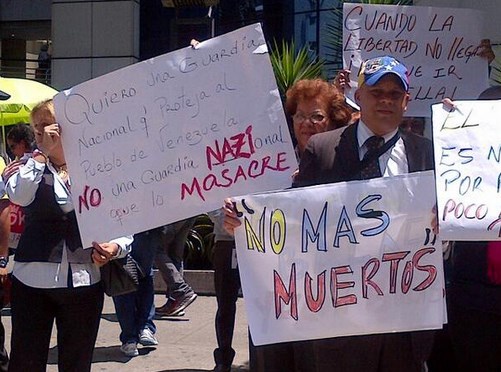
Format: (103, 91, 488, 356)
(2, 294, 250, 372)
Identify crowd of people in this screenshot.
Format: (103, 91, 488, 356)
(221, 45, 501, 372)
(0, 38, 498, 372)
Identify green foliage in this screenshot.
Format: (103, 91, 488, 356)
(269, 39, 324, 97)
(490, 64, 501, 86)
(184, 214, 215, 270)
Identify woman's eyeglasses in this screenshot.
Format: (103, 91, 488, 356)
(292, 112, 327, 125)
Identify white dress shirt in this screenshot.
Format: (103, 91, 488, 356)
(6, 157, 132, 289)
(357, 120, 409, 176)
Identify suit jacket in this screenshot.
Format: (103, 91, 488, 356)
(292, 121, 436, 370)
(294, 121, 434, 187)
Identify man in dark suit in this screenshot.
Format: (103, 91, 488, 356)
(293, 55, 435, 372)
(294, 56, 433, 187)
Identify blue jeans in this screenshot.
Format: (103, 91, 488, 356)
(112, 230, 159, 344)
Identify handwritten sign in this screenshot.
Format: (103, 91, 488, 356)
(53, 23, 297, 247)
(343, 4, 488, 117)
(432, 100, 501, 240)
(233, 171, 444, 346)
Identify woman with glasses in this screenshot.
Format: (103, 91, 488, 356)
(285, 78, 352, 160)
(284, 79, 352, 185)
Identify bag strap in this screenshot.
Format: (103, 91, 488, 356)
(349, 129, 401, 178)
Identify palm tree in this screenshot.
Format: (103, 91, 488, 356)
(269, 39, 325, 98)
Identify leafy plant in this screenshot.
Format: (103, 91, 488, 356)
(269, 39, 325, 97)
(490, 63, 501, 85)
(184, 214, 215, 270)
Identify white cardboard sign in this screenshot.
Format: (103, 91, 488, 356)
(233, 171, 445, 346)
(343, 4, 488, 117)
(54, 24, 297, 247)
(432, 100, 501, 240)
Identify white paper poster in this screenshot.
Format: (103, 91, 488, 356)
(432, 100, 501, 240)
(233, 171, 445, 346)
(53, 24, 297, 247)
(343, 4, 488, 117)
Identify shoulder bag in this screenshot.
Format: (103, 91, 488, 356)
(100, 254, 146, 297)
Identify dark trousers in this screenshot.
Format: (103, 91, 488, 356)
(0, 284, 8, 372)
(8, 277, 104, 372)
(155, 218, 195, 299)
(250, 330, 429, 372)
(310, 333, 425, 372)
(213, 240, 241, 367)
(249, 335, 314, 372)
(446, 285, 501, 372)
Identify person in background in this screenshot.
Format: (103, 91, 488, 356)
(5, 123, 36, 254)
(112, 227, 160, 357)
(0, 156, 9, 372)
(155, 218, 198, 317)
(399, 116, 425, 136)
(208, 209, 240, 372)
(3, 99, 132, 371)
(6, 123, 35, 162)
(288, 78, 353, 160)
(36, 43, 51, 83)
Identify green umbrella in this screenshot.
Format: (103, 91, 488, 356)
(0, 90, 10, 101)
(0, 77, 58, 157)
(0, 76, 58, 125)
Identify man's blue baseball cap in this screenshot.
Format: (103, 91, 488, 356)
(358, 56, 409, 91)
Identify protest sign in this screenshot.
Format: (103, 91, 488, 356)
(233, 171, 444, 346)
(432, 100, 501, 241)
(53, 23, 297, 247)
(343, 3, 488, 117)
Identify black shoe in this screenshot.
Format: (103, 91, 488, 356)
(213, 365, 231, 372)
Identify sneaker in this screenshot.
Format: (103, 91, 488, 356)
(155, 298, 178, 316)
(139, 328, 158, 346)
(155, 291, 197, 316)
(154, 307, 185, 318)
(120, 342, 139, 357)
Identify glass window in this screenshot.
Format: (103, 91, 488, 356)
(293, 11, 318, 55)
(294, 0, 316, 13)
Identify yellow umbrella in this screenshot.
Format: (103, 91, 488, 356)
(0, 76, 58, 126)
(0, 77, 58, 157)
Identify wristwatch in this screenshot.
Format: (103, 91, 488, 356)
(0, 257, 8, 269)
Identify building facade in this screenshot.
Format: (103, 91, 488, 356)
(0, 0, 499, 89)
